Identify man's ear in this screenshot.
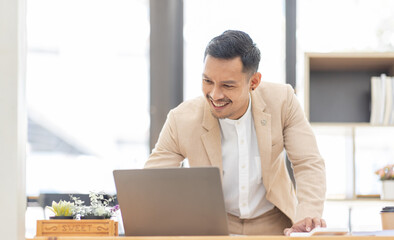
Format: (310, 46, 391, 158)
(249, 72, 262, 91)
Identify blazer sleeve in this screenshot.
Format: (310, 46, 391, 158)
(282, 85, 326, 222)
(144, 110, 185, 168)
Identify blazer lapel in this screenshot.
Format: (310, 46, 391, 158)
(251, 90, 273, 192)
(201, 101, 223, 174)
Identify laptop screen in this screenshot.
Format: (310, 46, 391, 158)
(113, 167, 229, 236)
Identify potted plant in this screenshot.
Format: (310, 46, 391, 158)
(71, 192, 118, 219)
(375, 164, 394, 200)
(46, 200, 75, 219)
(37, 193, 119, 237)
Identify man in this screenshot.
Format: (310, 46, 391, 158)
(145, 30, 326, 235)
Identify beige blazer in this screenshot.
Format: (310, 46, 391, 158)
(145, 82, 326, 223)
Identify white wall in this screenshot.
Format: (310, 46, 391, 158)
(0, 0, 26, 239)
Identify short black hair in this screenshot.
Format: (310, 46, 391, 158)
(204, 30, 261, 75)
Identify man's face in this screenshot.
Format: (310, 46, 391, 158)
(202, 55, 260, 120)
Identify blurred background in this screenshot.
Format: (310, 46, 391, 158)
(19, 0, 394, 237)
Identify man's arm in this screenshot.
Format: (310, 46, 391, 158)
(145, 110, 185, 168)
(282, 85, 326, 232)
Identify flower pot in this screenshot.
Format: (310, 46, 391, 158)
(381, 180, 394, 200)
(49, 216, 74, 220)
(36, 219, 119, 236)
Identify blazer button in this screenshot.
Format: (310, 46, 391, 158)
(261, 120, 267, 126)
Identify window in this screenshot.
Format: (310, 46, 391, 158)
(25, 0, 149, 237)
(184, 0, 285, 100)
(298, 0, 394, 230)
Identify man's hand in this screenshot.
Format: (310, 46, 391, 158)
(283, 217, 326, 236)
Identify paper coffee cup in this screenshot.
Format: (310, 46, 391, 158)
(381, 206, 394, 230)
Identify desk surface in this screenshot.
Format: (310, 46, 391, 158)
(29, 236, 394, 240)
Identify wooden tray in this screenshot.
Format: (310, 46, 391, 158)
(36, 219, 118, 236)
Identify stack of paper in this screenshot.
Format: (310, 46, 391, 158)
(351, 230, 394, 236)
(290, 228, 394, 237)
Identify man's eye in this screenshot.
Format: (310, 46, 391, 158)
(223, 85, 234, 88)
(203, 79, 213, 84)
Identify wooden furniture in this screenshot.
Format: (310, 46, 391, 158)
(304, 52, 394, 125)
(303, 53, 394, 229)
(303, 52, 394, 197)
(36, 219, 118, 237)
(29, 236, 394, 240)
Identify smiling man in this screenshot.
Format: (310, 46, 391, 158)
(202, 55, 256, 120)
(145, 30, 326, 235)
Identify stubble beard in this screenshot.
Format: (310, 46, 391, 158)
(206, 94, 232, 119)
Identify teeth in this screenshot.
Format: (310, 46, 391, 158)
(212, 101, 228, 107)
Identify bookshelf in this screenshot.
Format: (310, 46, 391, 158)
(304, 52, 394, 200)
(304, 52, 394, 124)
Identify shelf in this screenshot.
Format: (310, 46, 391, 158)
(304, 53, 394, 200)
(307, 52, 394, 71)
(304, 52, 394, 123)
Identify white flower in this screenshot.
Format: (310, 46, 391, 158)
(93, 205, 108, 216)
(71, 191, 117, 218)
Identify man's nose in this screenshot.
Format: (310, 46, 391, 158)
(210, 86, 224, 100)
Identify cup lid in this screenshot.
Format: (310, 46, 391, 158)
(381, 206, 394, 212)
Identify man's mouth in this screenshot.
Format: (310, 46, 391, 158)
(210, 99, 230, 109)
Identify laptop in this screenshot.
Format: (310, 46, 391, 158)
(113, 167, 229, 236)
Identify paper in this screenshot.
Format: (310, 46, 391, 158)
(351, 230, 394, 236)
(290, 227, 348, 237)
